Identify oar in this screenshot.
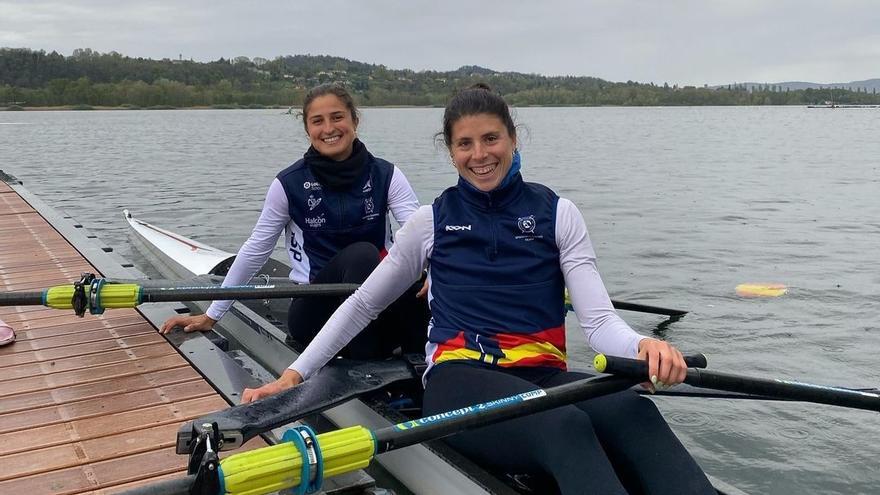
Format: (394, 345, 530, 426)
(607, 300, 686, 317)
(203, 275, 688, 317)
(0, 273, 359, 316)
(0, 274, 688, 318)
(595, 354, 880, 412)
(121, 355, 707, 495)
(117, 375, 639, 495)
(564, 288, 686, 317)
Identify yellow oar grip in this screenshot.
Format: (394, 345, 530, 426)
(594, 354, 608, 373)
(220, 425, 375, 495)
(319, 425, 376, 478)
(44, 284, 142, 310)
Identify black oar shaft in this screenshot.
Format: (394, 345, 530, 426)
(140, 283, 359, 302)
(599, 355, 880, 412)
(0, 291, 44, 306)
(610, 299, 687, 317)
(686, 369, 880, 412)
(373, 375, 637, 453)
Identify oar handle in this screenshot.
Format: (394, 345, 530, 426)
(0, 291, 45, 306)
(594, 353, 708, 377)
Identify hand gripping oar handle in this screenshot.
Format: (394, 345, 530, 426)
(594, 353, 708, 376)
(595, 354, 880, 412)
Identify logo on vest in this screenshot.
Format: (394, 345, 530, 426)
(362, 177, 372, 193)
(517, 215, 536, 234)
(305, 214, 326, 228)
(445, 225, 472, 231)
(303, 181, 322, 191)
(361, 197, 380, 221)
(515, 215, 542, 241)
(307, 195, 322, 211)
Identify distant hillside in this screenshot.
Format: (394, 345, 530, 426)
(716, 79, 880, 92)
(2, 48, 879, 108)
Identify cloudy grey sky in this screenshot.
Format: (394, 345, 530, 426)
(1, 1, 878, 86)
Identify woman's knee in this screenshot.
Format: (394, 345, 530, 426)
(340, 241, 380, 261)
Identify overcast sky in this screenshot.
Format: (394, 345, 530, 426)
(1, 1, 878, 86)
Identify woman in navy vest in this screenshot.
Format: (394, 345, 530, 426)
(160, 83, 428, 360)
(242, 84, 715, 494)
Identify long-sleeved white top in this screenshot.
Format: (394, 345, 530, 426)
(206, 165, 419, 321)
(288, 197, 646, 382)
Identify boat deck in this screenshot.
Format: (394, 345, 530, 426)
(0, 180, 265, 494)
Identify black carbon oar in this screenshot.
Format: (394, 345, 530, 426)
(595, 354, 880, 412)
(608, 300, 686, 317)
(1, 273, 688, 318)
(118, 375, 639, 495)
(0, 273, 358, 316)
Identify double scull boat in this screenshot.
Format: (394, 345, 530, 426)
(123, 209, 746, 495)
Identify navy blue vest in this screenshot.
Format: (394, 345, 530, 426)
(428, 174, 567, 369)
(277, 154, 394, 281)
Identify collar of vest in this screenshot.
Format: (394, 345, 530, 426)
(304, 138, 370, 190)
(456, 172, 525, 210)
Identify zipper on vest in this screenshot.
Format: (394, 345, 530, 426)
(337, 194, 345, 227)
(486, 211, 498, 261)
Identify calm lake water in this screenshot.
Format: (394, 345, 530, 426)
(2, 107, 879, 494)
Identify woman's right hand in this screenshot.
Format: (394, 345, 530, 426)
(159, 314, 217, 334)
(241, 369, 304, 403)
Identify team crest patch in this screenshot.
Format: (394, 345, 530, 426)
(362, 197, 379, 220)
(517, 215, 536, 234)
(515, 215, 542, 241)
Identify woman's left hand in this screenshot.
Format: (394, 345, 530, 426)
(637, 338, 687, 391)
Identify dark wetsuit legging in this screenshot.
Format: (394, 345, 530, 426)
(286, 242, 429, 359)
(423, 361, 716, 495)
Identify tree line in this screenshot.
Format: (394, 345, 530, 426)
(2, 48, 878, 108)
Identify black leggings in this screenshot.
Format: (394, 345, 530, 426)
(423, 362, 716, 495)
(286, 242, 429, 359)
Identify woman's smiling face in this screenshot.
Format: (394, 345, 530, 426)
(449, 113, 517, 192)
(305, 94, 358, 161)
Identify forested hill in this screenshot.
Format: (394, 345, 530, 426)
(2, 48, 879, 108)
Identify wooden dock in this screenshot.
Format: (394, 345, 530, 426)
(0, 178, 264, 494)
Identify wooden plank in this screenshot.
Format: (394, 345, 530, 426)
(0, 380, 217, 434)
(2, 341, 176, 380)
(0, 437, 268, 495)
(0, 367, 202, 414)
(0, 333, 162, 367)
(0, 353, 191, 397)
(0, 317, 153, 348)
(0, 395, 225, 457)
